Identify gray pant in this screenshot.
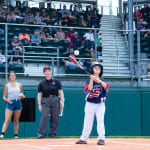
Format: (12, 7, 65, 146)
(38, 96, 60, 136)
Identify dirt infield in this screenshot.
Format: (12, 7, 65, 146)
(0, 138, 150, 150)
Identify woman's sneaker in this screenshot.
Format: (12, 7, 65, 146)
(97, 139, 105, 145)
(76, 140, 87, 144)
(0, 134, 4, 138)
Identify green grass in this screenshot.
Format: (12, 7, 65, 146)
(1, 136, 150, 140)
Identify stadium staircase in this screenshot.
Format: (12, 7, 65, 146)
(99, 15, 131, 78)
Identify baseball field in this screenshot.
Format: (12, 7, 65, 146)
(1, 137, 150, 150)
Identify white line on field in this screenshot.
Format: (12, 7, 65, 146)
(109, 141, 150, 146)
(48, 145, 73, 147)
(18, 144, 52, 150)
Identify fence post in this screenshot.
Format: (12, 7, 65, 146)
(5, 23, 8, 83)
(94, 28, 98, 60)
(52, 57, 54, 78)
(137, 31, 141, 87)
(101, 6, 103, 15)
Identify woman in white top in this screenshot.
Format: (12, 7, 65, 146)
(0, 71, 25, 138)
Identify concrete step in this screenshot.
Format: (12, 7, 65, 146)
(102, 51, 128, 55)
(104, 69, 131, 74)
(100, 62, 128, 67)
(104, 66, 129, 70)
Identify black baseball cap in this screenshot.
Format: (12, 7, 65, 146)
(43, 66, 51, 72)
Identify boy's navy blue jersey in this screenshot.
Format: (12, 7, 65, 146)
(83, 78, 109, 104)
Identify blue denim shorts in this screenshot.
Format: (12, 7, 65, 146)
(6, 99, 22, 111)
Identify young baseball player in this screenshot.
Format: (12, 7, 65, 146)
(76, 62, 109, 145)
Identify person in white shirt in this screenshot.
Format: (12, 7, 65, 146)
(83, 29, 94, 41)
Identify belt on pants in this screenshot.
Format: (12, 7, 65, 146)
(43, 95, 59, 99)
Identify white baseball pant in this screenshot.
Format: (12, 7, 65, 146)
(80, 101, 105, 141)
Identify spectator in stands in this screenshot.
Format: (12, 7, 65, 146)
(59, 12, 71, 26)
(0, 50, 5, 64)
(39, 27, 47, 42)
(55, 28, 65, 40)
(72, 5, 79, 17)
(79, 15, 88, 27)
(133, 7, 142, 20)
(66, 28, 74, 39)
(68, 12, 77, 22)
(76, 4, 83, 13)
(96, 38, 102, 53)
(34, 12, 45, 25)
(24, 12, 34, 24)
(19, 31, 30, 45)
(9, 48, 22, 66)
(83, 29, 94, 41)
(51, 10, 59, 23)
(141, 3, 150, 15)
(31, 29, 41, 45)
(0, 27, 4, 35)
(45, 27, 58, 39)
(23, 7, 30, 15)
(85, 39, 95, 55)
(137, 21, 145, 30)
(11, 36, 22, 52)
(72, 32, 82, 50)
(59, 5, 70, 16)
(0, 6, 5, 21)
(6, 11, 16, 23)
(87, 15, 94, 27)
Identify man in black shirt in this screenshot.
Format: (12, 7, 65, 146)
(37, 66, 64, 138)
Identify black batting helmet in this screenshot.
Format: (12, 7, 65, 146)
(90, 62, 103, 77)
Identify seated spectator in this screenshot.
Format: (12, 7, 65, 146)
(45, 27, 58, 39)
(11, 36, 22, 52)
(34, 12, 45, 25)
(133, 7, 142, 19)
(85, 39, 95, 55)
(72, 32, 82, 50)
(79, 15, 88, 27)
(96, 38, 102, 53)
(55, 28, 65, 40)
(31, 29, 41, 45)
(39, 27, 47, 42)
(87, 15, 94, 27)
(66, 28, 74, 39)
(0, 27, 4, 35)
(83, 29, 94, 41)
(68, 12, 77, 21)
(83, 29, 94, 48)
(9, 48, 22, 66)
(76, 4, 83, 13)
(23, 7, 30, 15)
(19, 31, 30, 45)
(59, 5, 70, 16)
(24, 12, 34, 24)
(6, 11, 16, 23)
(0, 50, 5, 64)
(137, 20, 146, 30)
(59, 12, 71, 26)
(0, 6, 6, 21)
(141, 3, 150, 15)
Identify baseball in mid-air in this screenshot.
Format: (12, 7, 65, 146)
(74, 50, 79, 56)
